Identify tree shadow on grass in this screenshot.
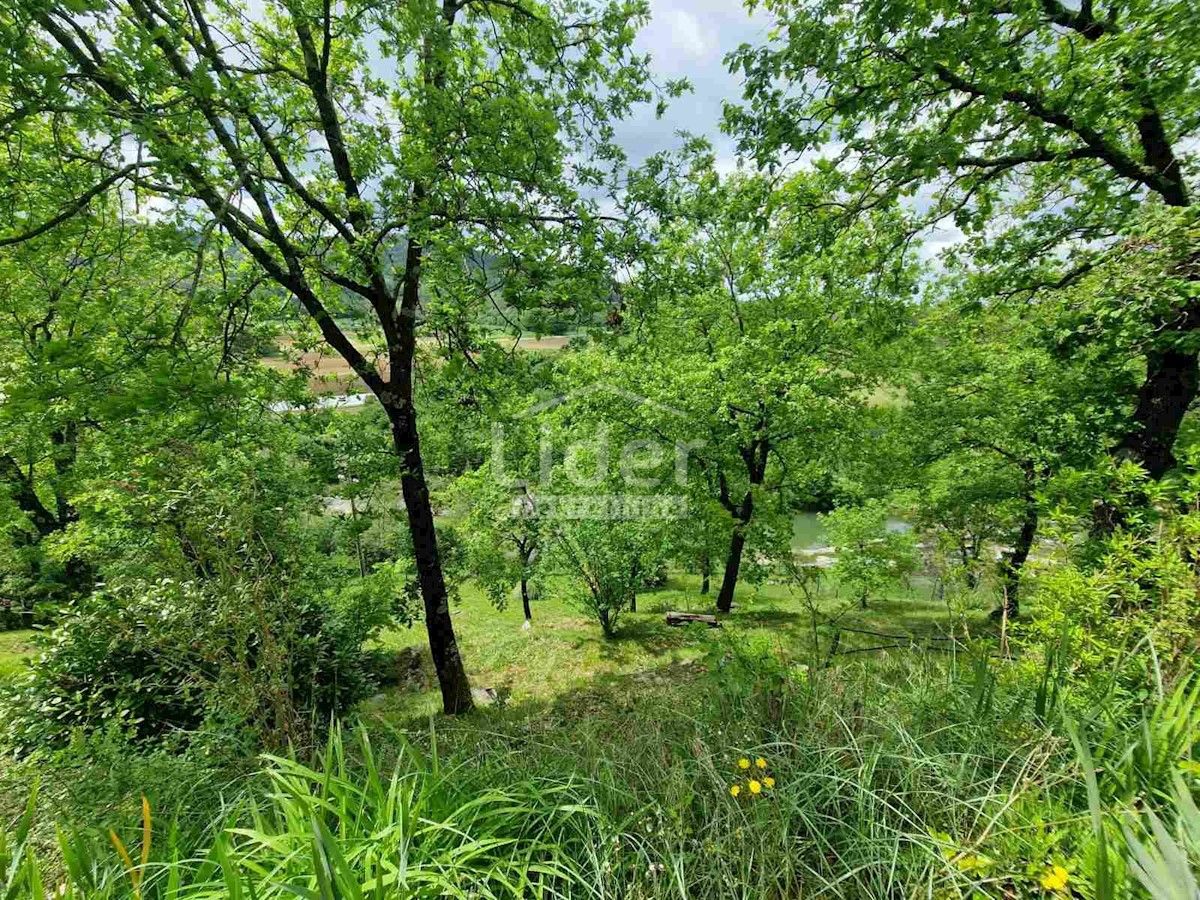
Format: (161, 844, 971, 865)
(734, 608, 805, 629)
(566, 616, 692, 665)
(365, 583, 1003, 732)
(378, 655, 711, 744)
(837, 599, 995, 640)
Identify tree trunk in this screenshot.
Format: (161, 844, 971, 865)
(350, 494, 367, 578)
(714, 437, 768, 613)
(699, 551, 710, 595)
(388, 407, 473, 715)
(995, 504, 1038, 619)
(597, 606, 612, 637)
(716, 528, 747, 613)
(628, 558, 640, 612)
(1, 448, 94, 597)
(1118, 344, 1199, 480)
(520, 577, 532, 622)
(958, 537, 980, 590)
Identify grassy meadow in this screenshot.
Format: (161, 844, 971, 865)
(367, 571, 988, 719)
(0, 572, 1080, 900)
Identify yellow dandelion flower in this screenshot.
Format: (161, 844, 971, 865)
(748, 780, 762, 794)
(1040, 865, 1069, 892)
(729, 784, 741, 797)
(738, 758, 750, 769)
(756, 757, 767, 769)
(763, 776, 775, 788)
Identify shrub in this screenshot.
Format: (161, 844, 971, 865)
(552, 519, 665, 636)
(0, 435, 416, 754)
(822, 499, 919, 607)
(1021, 467, 1200, 705)
(0, 568, 400, 754)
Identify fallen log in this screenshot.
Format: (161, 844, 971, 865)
(666, 611, 721, 628)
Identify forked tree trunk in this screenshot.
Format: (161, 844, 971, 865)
(699, 551, 711, 595)
(715, 436, 769, 613)
(597, 605, 613, 637)
(1, 443, 94, 598)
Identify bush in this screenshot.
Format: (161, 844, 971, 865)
(0, 567, 400, 754)
(822, 499, 919, 607)
(1021, 464, 1200, 705)
(0, 435, 417, 755)
(552, 519, 665, 636)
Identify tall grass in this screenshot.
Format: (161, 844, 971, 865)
(3, 651, 1197, 898)
(2, 725, 604, 899)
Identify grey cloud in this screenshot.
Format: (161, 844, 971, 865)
(614, 0, 773, 166)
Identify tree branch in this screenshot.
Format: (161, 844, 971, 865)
(0, 164, 141, 247)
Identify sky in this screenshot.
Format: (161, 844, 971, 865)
(612, 1, 965, 261)
(611, 0, 774, 170)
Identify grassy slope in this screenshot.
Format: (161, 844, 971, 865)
(0, 629, 36, 680)
(0, 573, 993, 706)
(368, 572, 994, 721)
(0, 580, 1074, 899)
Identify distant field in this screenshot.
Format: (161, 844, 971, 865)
(264, 333, 575, 393)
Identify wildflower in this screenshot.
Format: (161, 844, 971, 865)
(955, 853, 991, 873)
(730, 784, 741, 797)
(738, 758, 750, 769)
(763, 776, 775, 788)
(1040, 865, 1069, 892)
(756, 757, 767, 769)
(748, 779, 762, 794)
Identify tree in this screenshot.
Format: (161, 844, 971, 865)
(666, 499, 730, 596)
(552, 516, 665, 637)
(911, 454, 1022, 592)
(0, 188, 283, 619)
(453, 469, 544, 624)
(605, 160, 913, 613)
(2, 0, 664, 712)
(308, 405, 399, 578)
(822, 499, 917, 609)
(899, 285, 1132, 615)
(727, 0, 1199, 479)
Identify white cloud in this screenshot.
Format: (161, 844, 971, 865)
(655, 8, 714, 60)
